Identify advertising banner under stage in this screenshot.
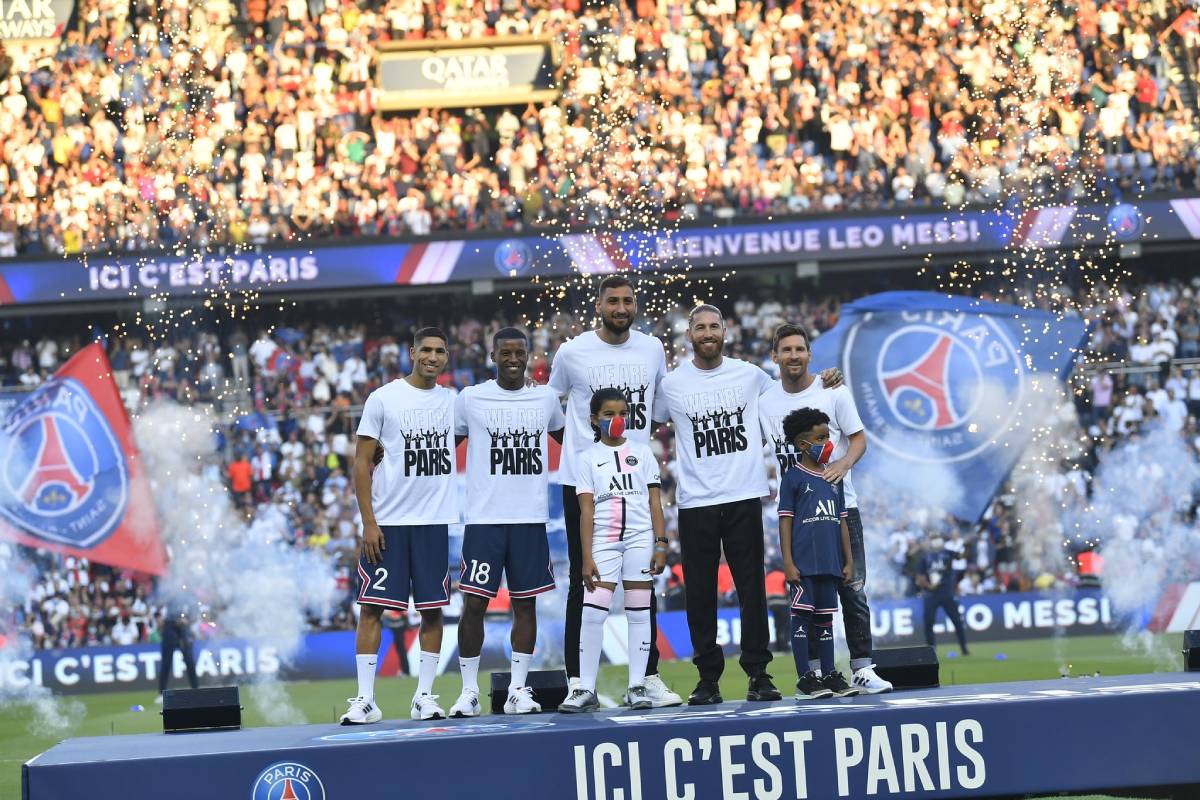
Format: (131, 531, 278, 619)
(0, 590, 1121, 694)
(657, 589, 1121, 660)
(0, 619, 565, 694)
(1, 197, 1198, 305)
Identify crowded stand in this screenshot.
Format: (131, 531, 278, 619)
(0, 0, 1199, 256)
(7, 273, 1200, 649)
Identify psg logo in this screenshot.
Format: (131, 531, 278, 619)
(0, 377, 128, 547)
(843, 311, 1025, 463)
(251, 762, 326, 800)
(494, 239, 533, 276)
(1106, 203, 1144, 241)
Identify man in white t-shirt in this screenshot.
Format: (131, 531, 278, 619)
(342, 327, 458, 726)
(449, 328, 565, 718)
(760, 323, 893, 695)
(653, 304, 782, 705)
(547, 274, 681, 707)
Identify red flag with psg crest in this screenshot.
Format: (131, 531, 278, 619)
(0, 344, 166, 574)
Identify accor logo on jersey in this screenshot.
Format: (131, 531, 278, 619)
(251, 761, 326, 800)
(587, 363, 651, 430)
(684, 386, 749, 458)
(608, 473, 635, 492)
(484, 408, 546, 475)
(843, 309, 1024, 463)
(400, 427, 452, 476)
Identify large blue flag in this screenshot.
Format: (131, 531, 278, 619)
(810, 291, 1088, 521)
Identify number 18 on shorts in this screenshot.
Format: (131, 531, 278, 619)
(357, 525, 451, 610)
(458, 523, 556, 599)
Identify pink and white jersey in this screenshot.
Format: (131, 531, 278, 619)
(575, 440, 660, 544)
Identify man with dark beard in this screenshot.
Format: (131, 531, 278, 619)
(548, 275, 682, 707)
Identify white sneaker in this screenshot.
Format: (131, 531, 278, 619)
(568, 676, 582, 693)
(410, 693, 446, 721)
(449, 688, 481, 718)
(643, 674, 683, 707)
(503, 685, 542, 714)
(624, 685, 652, 710)
(852, 665, 894, 695)
(558, 688, 599, 713)
(339, 696, 382, 725)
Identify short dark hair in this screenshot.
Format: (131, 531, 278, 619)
(771, 323, 810, 352)
(492, 326, 528, 349)
(782, 407, 830, 443)
(597, 274, 634, 297)
(688, 303, 722, 325)
(413, 327, 448, 347)
(589, 387, 628, 441)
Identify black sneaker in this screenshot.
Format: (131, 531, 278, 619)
(747, 672, 782, 701)
(687, 680, 723, 706)
(822, 671, 862, 697)
(795, 671, 834, 700)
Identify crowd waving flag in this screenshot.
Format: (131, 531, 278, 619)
(810, 291, 1088, 521)
(0, 344, 166, 574)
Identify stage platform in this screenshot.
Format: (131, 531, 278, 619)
(23, 673, 1200, 800)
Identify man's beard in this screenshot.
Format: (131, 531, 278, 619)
(601, 314, 633, 334)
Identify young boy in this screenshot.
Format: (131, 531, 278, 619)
(778, 407, 861, 699)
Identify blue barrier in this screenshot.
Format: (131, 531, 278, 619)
(1, 619, 565, 695)
(23, 674, 1200, 800)
(658, 589, 1124, 660)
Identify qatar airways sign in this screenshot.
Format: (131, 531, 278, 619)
(376, 37, 558, 110)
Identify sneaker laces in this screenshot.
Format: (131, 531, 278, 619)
(511, 685, 536, 700)
(345, 696, 371, 710)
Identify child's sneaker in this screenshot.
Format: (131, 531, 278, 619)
(822, 671, 862, 697)
(795, 671, 834, 700)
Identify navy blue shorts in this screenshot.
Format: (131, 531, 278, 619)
(790, 575, 840, 625)
(458, 523, 555, 599)
(357, 524, 450, 610)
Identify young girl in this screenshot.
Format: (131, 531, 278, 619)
(559, 388, 668, 712)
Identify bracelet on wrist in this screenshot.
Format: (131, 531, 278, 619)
(655, 537, 669, 544)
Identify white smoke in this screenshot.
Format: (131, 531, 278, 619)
(0, 544, 86, 735)
(1071, 425, 1200, 665)
(134, 403, 338, 725)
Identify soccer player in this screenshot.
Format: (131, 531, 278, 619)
(548, 274, 681, 707)
(918, 535, 971, 655)
(652, 304, 782, 705)
(449, 327, 565, 717)
(559, 388, 667, 712)
(778, 407, 861, 699)
(342, 328, 457, 725)
(760, 323, 893, 694)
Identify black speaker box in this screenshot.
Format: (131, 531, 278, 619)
(1184, 630, 1200, 671)
(872, 646, 940, 689)
(161, 687, 243, 733)
(489, 669, 569, 713)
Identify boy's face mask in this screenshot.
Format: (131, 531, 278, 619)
(803, 440, 834, 464)
(598, 415, 626, 439)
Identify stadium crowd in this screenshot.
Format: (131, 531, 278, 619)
(7, 274, 1200, 649)
(0, 0, 1199, 256)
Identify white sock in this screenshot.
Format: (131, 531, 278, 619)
(809, 659, 822, 677)
(626, 607, 651, 688)
(509, 651, 533, 690)
(356, 654, 377, 702)
(459, 655, 480, 695)
(416, 650, 439, 696)
(579, 604, 608, 693)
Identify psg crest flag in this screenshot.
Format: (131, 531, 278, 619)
(810, 291, 1088, 521)
(0, 344, 166, 574)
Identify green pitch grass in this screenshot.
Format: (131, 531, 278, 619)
(1, 634, 1184, 799)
